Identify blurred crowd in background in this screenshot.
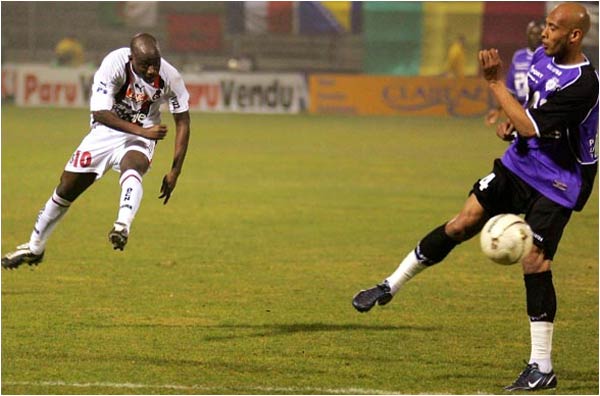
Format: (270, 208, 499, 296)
(2, 1, 598, 76)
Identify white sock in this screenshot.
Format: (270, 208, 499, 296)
(29, 190, 71, 254)
(529, 321, 554, 373)
(116, 169, 143, 231)
(385, 250, 427, 295)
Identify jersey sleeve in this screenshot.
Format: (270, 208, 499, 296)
(167, 70, 190, 114)
(89, 51, 126, 112)
(526, 71, 598, 137)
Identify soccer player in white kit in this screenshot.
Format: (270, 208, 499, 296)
(2, 33, 191, 269)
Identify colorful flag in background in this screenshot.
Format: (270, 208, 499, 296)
(364, 1, 546, 76)
(167, 14, 223, 51)
(98, 1, 158, 27)
(364, 2, 423, 75)
(227, 1, 294, 34)
(299, 1, 362, 34)
(226, 1, 362, 35)
(419, 1, 484, 77)
(482, 2, 545, 75)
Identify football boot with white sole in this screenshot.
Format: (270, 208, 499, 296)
(1, 243, 45, 269)
(504, 362, 557, 391)
(108, 222, 129, 251)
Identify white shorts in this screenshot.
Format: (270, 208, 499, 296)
(64, 124, 156, 180)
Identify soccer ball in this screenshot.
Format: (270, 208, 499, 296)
(480, 214, 533, 265)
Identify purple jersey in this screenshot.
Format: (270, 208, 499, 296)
(505, 48, 535, 104)
(501, 47, 599, 210)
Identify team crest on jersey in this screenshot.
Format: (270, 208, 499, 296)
(126, 86, 150, 103)
(545, 77, 560, 92)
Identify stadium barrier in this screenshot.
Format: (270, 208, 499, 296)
(2, 64, 308, 115)
(309, 74, 495, 117)
(3, 64, 498, 117)
(184, 73, 307, 114)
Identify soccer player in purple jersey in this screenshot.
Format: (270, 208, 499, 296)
(485, 20, 544, 125)
(353, 3, 598, 391)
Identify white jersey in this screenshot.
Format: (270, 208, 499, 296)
(90, 48, 189, 127)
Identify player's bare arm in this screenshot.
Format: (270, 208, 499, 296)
(479, 49, 536, 138)
(92, 109, 168, 140)
(159, 110, 191, 205)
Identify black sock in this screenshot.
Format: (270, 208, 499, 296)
(414, 224, 459, 266)
(524, 271, 557, 322)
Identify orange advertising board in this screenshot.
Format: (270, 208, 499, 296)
(309, 74, 494, 117)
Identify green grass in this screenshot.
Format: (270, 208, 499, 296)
(2, 106, 598, 394)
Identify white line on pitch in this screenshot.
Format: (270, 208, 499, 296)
(2, 380, 403, 395)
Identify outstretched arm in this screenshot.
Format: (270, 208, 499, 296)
(159, 111, 191, 205)
(478, 49, 536, 138)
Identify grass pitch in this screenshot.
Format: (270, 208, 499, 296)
(2, 106, 598, 394)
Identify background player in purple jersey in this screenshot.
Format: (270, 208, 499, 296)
(353, 2, 597, 391)
(485, 20, 544, 126)
(2, 33, 192, 269)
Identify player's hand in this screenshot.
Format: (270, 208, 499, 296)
(496, 121, 517, 141)
(141, 124, 168, 140)
(478, 49, 502, 83)
(158, 172, 178, 205)
(485, 109, 500, 126)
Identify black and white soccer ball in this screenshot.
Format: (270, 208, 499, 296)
(480, 214, 533, 265)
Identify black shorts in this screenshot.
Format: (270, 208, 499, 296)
(470, 159, 572, 260)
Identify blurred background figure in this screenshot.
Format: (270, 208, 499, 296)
(54, 36, 85, 67)
(485, 20, 544, 125)
(227, 53, 256, 72)
(445, 35, 466, 78)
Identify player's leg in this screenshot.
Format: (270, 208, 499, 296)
(352, 159, 515, 312)
(108, 150, 150, 251)
(352, 194, 487, 312)
(505, 197, 570, 391)
(388, 193, 487, 292)
(1, 171, 96, 269)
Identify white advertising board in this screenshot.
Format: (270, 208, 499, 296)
(13, 64, 94, 107)
(4, 64, 308, 114)
(184, 73, 308, 114)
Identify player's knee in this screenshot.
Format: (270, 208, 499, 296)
(119, 169, 143, 185)
(56, 172, 95, 201)
(445, 215, 481, 242)
(120, 151, 149, 175)
(522, 245, 550, 274)
(445, 220, 466, 241)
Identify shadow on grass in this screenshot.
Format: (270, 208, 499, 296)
(204, 322, 438, 339)
(89, 320, 439, 340)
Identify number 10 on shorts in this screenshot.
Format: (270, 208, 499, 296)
(70, 150, 92, 168)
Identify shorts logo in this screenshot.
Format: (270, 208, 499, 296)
(552, 180, 568, 191)
(71, 150, 92, 168)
